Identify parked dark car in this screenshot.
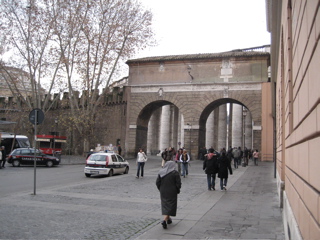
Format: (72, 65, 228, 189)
(7, 148, 60, 167)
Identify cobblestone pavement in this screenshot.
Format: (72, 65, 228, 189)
(0, 156, 205, 239)
(0, 156, 284, 239)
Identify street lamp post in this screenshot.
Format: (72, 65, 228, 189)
(53, 118, 58, 156)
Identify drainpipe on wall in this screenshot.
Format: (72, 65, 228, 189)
(273, 81, 277, 179)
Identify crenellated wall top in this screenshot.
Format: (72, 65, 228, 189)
(0, 87, 127, 110)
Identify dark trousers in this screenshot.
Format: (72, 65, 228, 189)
(234, 158, 239, 168)
(136, 162, 145, 177)
(220, 178, 228, 190)
(207, 173, 216, 189)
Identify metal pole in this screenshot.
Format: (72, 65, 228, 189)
(190, 127, 191, 159)
(33, 110, 37, 195)
(53, 119, 57, 157)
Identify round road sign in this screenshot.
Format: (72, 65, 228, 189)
(29, 108, 44, 125)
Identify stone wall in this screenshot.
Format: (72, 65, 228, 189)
(0, 87, 127, 156)
(269, 0, 320, 239)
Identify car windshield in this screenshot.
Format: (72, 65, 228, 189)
(30, 149, 42, 155)
(89, 155, 107, 161)
(16, 138, 31, 148)
(117, 155, 125, 162)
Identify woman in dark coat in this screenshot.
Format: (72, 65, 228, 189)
(156, 161, 181, 229)
(218, 151, 233, 191)
(203, 148, 218, 190)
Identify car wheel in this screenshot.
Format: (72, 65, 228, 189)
(85, 173, 91, 177)
(46, 160, 53, 167)
(124, 167, 129, 174)
(12, 160, 20, 167)
(107, 170, 113, 177)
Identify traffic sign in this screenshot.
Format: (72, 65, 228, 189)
(29, 108, 44, 125)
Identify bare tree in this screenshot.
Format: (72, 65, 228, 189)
(52, 0, 154, 152)
(0, 0, 64, 112)
(1, 0, 154, 152)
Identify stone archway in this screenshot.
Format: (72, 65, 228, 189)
(134, 100, 174, 154)
(125, 48, 272, 160)
(125, 82, 268, 160)
(199, 98, 256, 153)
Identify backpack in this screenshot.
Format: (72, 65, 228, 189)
(206, 153, 215, 160)
(233, 149, 240, 158)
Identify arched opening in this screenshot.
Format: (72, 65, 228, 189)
(135, 100, 184, 156)
(199, 98, 253, 155)
(135, 98, 255, 160)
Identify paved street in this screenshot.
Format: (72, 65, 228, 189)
(0, 156, 284, 239)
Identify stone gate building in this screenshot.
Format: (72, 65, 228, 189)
(1, 46, 273, 160)
(124, 46, 273, 160)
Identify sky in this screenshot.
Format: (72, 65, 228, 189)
(133, 0, 270, 59)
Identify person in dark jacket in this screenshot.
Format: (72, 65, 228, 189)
(156, 161, 181, 229)
(203, 148, 219, 190)
(174, 148, 183, 175)
(218, 151, 233, 191)
(161, 147, 174, 167)
(1, 146, 6, 168)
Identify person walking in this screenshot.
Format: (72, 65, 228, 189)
(244, 147, 249, 166)
(238, 147, 243, 166)
(203, 148, 218, 190)
(248, 149, 253, 162)
(1, 146, 6, 168)
(226, 147, 233, 165)
(156, 161, 181, 229)
(0, 147, 2, 169)
(161, 147, 173, 167)
(161, 148, 167, 167)
(175, 148, 183, 175)
(118, 145, 122, 156)
(179, 149, 190, 178)
(232, 147, 240, 169)
(253, 149, 259, 166)
(218, 150, 233, 191)
(136, 148, 147, 178)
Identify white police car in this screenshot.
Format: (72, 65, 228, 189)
(84, 152, 129, 177)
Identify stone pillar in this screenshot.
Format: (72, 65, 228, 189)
(147, 114, 154, 155)
(171, 105, 179, 149)
(206, 111, 214, 149)
(245, 111, 252, 149)
(159, 105, 171, 152)
(179, 114, 185, 148)
(213, 108, 219, 150)
(147, 108, 161, 155)
(228, 103, 233, 148)
(218, 104, 227, 150)
(232, 104, 243, 148)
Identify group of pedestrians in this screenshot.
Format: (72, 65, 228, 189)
(228, 146, 260, 168)
(162, 147, 191, 178)
(203, 148, 233, 191)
